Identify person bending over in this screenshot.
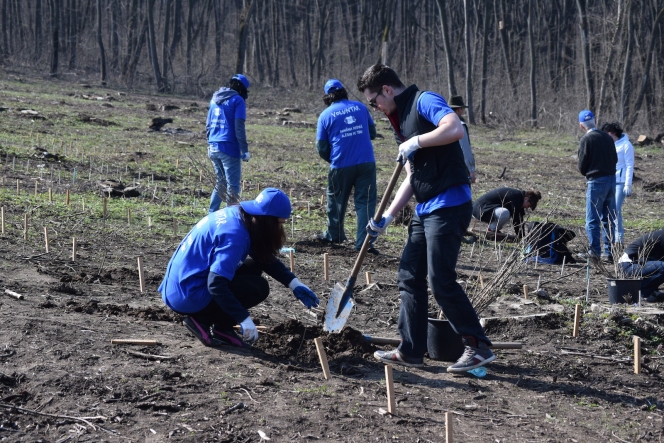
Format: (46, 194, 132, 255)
(472, 187, 541, 241)
(619, 229, 664, 303)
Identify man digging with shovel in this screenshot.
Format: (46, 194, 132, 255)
(357, 64, 494, 372)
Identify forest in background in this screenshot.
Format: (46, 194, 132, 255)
(1, 0, 663, 131)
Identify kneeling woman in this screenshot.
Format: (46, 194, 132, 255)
(159, 188, 320, 346)
(472, 187, 541, 240)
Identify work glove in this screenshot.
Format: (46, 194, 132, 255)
(241, 152, 251, 162)
(623, 184, 632, 197)
(398, 136, 420, 163)
(289, 278, 320, 309)
(367, 214, 394, 238)
(239, 316, 259, 343)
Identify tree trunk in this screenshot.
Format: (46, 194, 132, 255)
(68, 0, 77, 69)
(576, 0, 595, 110)
(620, 0, 634, 123)
(527, 0, 536, 127)
(185, 0, 195, 82)
(597, 0, 624, 119)
(34, 0, 43, 60)
(1, 0, 7, 56)
(110, 0, 119, 69)
(235, 0, 254, 74)
(212, 0, 221, 67)
(495, 0, 517, 97)
(146, 0, 165, 91)
(463, 0, 474, 123)
(435, 0, 457, 97)
(479, 0, 491, 124)
(169, 0, 182, 61)
(162, 0, 172, 86)
(122, 0, 139, 76)
(49, 0, 60, 76)
(127, 17, 148, 83)
(96, 0, 106, 84)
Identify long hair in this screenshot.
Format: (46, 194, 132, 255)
(227, 79, 248, 100)
(240, 208, 286, 263)
(323, 88, 349, 107)
(525, 190, 542, 210)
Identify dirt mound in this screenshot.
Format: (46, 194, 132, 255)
(253, 320, 377, 366)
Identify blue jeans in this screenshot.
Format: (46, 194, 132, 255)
(396, 201, 490, 359)
(586, 175, 616, 256)
(621, 261, 664, 297)
(208, 146, 242, 212)
(613, 183, 626, 243)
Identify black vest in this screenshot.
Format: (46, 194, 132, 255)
(394, 85, 470, 203)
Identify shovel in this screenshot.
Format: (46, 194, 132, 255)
(324, 159, 405, 332)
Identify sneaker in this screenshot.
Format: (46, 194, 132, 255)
(644, 291, 664, 303)
(485, 229, 507, 241)
(373, 349, 424, 368)
(600, 253, 614, 262)
(363, 246, 380, 255)
(447, 337, 495, 373)
(211, 326, 249, 347)
(576, 252, 601, 266)
(461, 231, 478, 244)
(313, 233, 340, 244)
(183, 317, 222, 346)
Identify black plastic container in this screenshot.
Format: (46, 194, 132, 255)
(607, 278, 641, 304)
(426, 318, 465, 362)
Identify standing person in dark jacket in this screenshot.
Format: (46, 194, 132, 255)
(159, 188, 320, 347)
(357, 64, 494, 373)
(577, 110, 618, 261)
(472, 187, 542, 240)
(619, 229, 664, 302)
(206, 74, 251, 212)
(314, 79, 378, 253)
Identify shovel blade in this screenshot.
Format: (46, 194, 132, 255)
(324, 282, 355, 333)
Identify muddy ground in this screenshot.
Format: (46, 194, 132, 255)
(1, 74, 664, 442)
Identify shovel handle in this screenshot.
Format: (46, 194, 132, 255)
(348, 161, 404, 280)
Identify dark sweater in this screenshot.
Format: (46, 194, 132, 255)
(578, 129, 618, 180)
(472, 187, 526, 236)
(625, 229, 664, 263)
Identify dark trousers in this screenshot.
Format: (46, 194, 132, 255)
(621, 261, 664, 297)
(188, 259, 269, 329)
(324, 162, 377, 249)
(397, 201, 490, 358)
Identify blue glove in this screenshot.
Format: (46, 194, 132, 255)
(241, 152, 251, 162)
(623, 184, 632, 197)
(367, 214, 394, 238)
(398, 136, 420, 163)
(289, 278, 320, 309)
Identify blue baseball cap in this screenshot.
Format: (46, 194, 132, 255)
(232, 74, 250, 90)
(240, 188, 291, 219)
(579, 110, 595, 123)
(324, 79, 344, 94)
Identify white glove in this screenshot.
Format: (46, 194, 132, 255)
(239, 316, 258, 343)
(241, 151, 251, 162)
(367, 214, 394, 237)
(623, 185, 632, 197)
(398, 136, 420, 163)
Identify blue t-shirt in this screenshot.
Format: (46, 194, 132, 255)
(158, 206, 250, 314)
(316, 99, 375, 169)
(412, 92, 471, 215)
(207, 92, 246, 158)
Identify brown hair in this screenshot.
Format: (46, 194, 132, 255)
(323, 88, 348, 107)
(240, 207, 286, 264)
(356, 64, 405, 94)
(525, 190, 542, 210)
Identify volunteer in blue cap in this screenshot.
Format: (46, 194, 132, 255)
(577, 110, 618, 262)
(314, 78, 379, 253)
(159, 188, 320, 347)
(206, 73, 251, 212)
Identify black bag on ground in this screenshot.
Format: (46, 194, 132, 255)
(524, 222, 576, 264)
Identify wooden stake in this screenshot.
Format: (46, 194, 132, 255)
(365, 271, 372, 285)
(137, 256, 145, 293)
(111, 339, 159, 346)
(445, 411, 453, 443)
(289, 250, 294, 272)
(478, 273, 484, 289)
(572, 304, 582, 338)
(188, 167, 191, 176)
(3, 289, 24, 300)
(199, 170, 202, 182)
(634, 336, 641, 374)
(1, 207, 4, 235)
(173, 219, 178, 236)
(560, 256, 566, 276)
(148, 216, 152, 228)
(16, 179, 20, 195)
(313, 337, 331, 380)
(127, 207, 131, 225)
(48, 188, 53, 203)
(385, 364, 396, 414)
(323, 253, 329, 281)
(103, 197, 108, 218)
(65, 189, 70, 205)
(320, 194, 324, 205)
(523, 285, 528, 299)
(71, 237, 77, 262)
(34, 181, 38, 197)
(23, 213, 28, 240)
(289, 188, 293, 199)
(176, 158, 179, 169)
(44, 226, 49, 253)
(242, 180, 245, 192)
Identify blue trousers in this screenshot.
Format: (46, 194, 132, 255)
(208, 147, 242, 212)
(612, 183, 627, 244)
(586, 175, 616, 256)
(396, 201, 490, 359)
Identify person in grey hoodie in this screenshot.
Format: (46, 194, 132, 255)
(206, 74, 250, 212)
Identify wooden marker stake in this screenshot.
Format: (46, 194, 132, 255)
(71, 237, 77, 262)
(23, 214, 28, 240)
(148, 216, 153, 229)
(242, 180, 245, 192)
(365, 271, 372, 285)
(48, 188, 53, 203)
(572, 304, 582, 338)
(127, 207, 131, 225)
(199, 170, 202, 182)
(385, 365, 396, 414)
(323, 253, 329, 281)
(44, 226, 49, 253)
(34, 181, 38, 197)
(313, 337, 331, 380)
(16, 179, 20, 195)
(1, 207, 4, 235)
(560, 256, 566, 276)
(103, 197, 108, 218)
(320, 194, 324, 205)
(173, 219, 178, 236)
(523, 285, 528, 299)
(65, 189, 70, 205)
(176, 158, 179, 169)
(634, 336, 641, 374)
(478, 273, 484, 289)
(289, 250, 294, 272)
(445, 411, 453, 443)
(137, 256, 145, 293)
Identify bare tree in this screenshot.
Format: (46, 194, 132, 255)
(96, 0, 107, 85)
(620, 0, 634, 123)
(49, 0, 60, 76)
(235, 0, 254, 74)
(146, 0, 165, 91)
(436, 0, 457, 98)
(463, 0, 474, 123)
(527, 0, 536, 127)
(576, 0, 595, 110)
